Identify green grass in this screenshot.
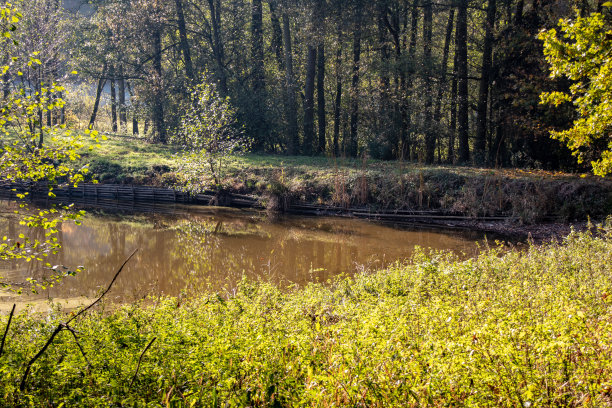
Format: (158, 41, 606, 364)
(78, 135, 181, 182)
(2, 227, 612, 406)
(82, 134, 593, 182)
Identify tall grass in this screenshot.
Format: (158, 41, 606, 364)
(2, 227, 612, 406)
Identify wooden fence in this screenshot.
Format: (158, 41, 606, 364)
(0, 182, 260, 207)
(0, 182, 521, 225)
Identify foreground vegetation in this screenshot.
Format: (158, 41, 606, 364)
(1, 228, 612, 406)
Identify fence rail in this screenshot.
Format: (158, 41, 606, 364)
(0, 182, 262, 210)
(0, 182, 530, 224)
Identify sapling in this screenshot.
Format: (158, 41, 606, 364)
(173, 75, 250, 192)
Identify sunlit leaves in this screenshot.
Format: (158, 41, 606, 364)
(0, 4, 99, 292)
(539, 12, 612, 176)
(2, 228, 612, 405)
(172, 75, 251, 191)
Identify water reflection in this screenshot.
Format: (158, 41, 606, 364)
(1, 202, 483, 308)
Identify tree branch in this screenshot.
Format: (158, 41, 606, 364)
(0, 303, 15, 358)
(19, 249, 138, 390)
(19, 323, 64, 391)
(129, 337, 156, 389)
(66, 249, 138, 326)
(65, 324, 92, 368)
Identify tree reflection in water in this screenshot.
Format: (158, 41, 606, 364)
(1, 204, 483, 307)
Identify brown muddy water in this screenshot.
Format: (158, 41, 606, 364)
(1, 201, 489, 312)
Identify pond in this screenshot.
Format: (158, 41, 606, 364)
(1, 201, 488, 311)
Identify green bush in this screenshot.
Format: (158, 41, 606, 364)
(2, 227, 612, 406)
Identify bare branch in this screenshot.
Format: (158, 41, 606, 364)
(0, 303, 15, 358)
(66, 248, 138, 326)
(65, 324, 92, 368)
(129, 337, 157, 389)
(19, 323, 64, 391)
(19, 250, 138, 390)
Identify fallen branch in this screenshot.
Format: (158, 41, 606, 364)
(19, 249, 138, 391)
(65, 325, 92, 368)
(66, 249, 138, 325)
(129, 337, 156, 389)
(0, 303, 16, 358)
(19, 324, 64, 391)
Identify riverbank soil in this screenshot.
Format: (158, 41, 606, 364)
(79, 135, 612, 230)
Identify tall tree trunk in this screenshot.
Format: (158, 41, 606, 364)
(109, 64, 118, 133)
(175, 0, 194, 80)
(89, 63, 107, 129)
(315, 0, 327, 154)
(492, 116, 506, 166)
(349, 5, 363, 158)
(378, 3, 392, 158)
(118, 65, 127, 131)
(385, 3, 405, 159)
(207, 0, 228, 95)
(404, 0, 419, 160)
(475, 0, 496, 165)
(251, 0, 267, 147)
(456, 0, 470, 163)
(37, 67, 43, 148)
(304, 45, 317, 155)
(59, 91, 65, 125)
(269, 1, 284, 71)
(333, 28, 342, 157)
(152, 28, 167, 144)
(423, 0, 434, 164)
(434, 8, 455, 161)
(46, 70, 52, 126)
(282, 12, 299, 155)
(127, 80, 138, 135)
(317, 43, 326, 154)
(449, 50, 458, 163)
(251, 0, 265, 92)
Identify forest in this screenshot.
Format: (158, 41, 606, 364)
(7, 0, 607, 170)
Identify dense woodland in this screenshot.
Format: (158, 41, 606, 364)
(3, 0, 609, 170)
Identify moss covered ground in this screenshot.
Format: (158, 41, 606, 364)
(2, 227, 612, 406)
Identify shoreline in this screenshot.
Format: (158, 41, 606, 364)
(1, 180, 598, 243)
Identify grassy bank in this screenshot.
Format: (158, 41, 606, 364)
(80, 135, 612, 223)
(2, 227, 612, 406)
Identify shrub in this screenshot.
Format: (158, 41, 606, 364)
(2, 227, 612, 406)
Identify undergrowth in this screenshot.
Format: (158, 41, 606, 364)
(1, 227, 612, 406)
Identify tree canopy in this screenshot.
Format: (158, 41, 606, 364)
(26, 0, 604, 171)
(1, 2, 100, 292)
(540, 8, 612, 176)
